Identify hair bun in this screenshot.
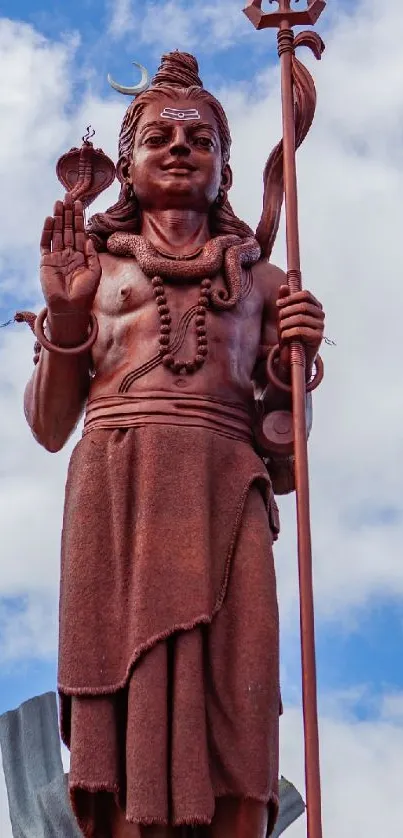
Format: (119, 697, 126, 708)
(151, 51, 203, 89)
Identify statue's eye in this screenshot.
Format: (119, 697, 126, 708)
(194, 136, 214, 148)
(145, 135, 167, 146)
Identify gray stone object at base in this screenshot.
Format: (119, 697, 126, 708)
(36, 772, 82, 837)
(0, 692, 81, 838)
(0, 692, 305, 837)
(272, 777, 305, 836)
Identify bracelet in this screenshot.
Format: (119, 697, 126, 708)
(266, 344, 324, 394)
(34, 307, 98, 356)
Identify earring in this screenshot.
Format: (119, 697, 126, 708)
(215, 187, 226, 206)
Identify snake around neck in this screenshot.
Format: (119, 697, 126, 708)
(106, 232, 261, 310)
(105, 232, 261, 380)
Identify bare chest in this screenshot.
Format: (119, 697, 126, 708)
(94, 255, 154, 315)
(94, 253, 262, 329)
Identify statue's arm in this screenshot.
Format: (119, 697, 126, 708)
(252, 259, 293, 413)
(250, 261, 295, 494)
(24, 316, 92, 452)
(24, 196, 101, 452)
(252, 259, 320, 495)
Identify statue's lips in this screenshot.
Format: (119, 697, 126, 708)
(161, 162, 197, 173)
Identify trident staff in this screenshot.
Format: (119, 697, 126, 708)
(243, 2, 326, 837)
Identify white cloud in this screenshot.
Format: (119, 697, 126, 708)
(107, 0, 252, 50)
(0, 751, 12, 838)
(0, 20, 80, 267)
(0, 595, 57, 662)
(280, 694, 403, 837)
(381, 693, 403, 724)
(108, 0, 133, 38)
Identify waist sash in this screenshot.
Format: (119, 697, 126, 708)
(83, 391, 254, 444)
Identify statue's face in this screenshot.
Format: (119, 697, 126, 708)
(126, 96, 231, 211)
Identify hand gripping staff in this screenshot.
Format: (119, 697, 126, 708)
(243, 2, 326, 837)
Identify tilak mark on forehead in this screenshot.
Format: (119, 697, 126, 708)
(160, 107, 201, 121)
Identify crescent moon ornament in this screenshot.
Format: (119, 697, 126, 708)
(107, 61, 150, 97)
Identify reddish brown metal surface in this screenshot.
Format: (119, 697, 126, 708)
(243, 0, 325, 29)
(266, 344, 324, 393)
(280, 25, 324, 838)
(56, 131, 116, 208)
(244, 3, 326, 838)
(34, 307, 99, 355)
(21, 45, 326, 838)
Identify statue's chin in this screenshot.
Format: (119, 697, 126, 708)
(134, 174, 217, 213)
(141, 189, 212, 213)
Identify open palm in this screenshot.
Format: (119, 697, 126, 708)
(40, 194, 101, 314)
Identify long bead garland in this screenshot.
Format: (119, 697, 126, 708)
(151, 275, 212, 375)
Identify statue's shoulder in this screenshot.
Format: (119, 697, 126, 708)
(251, 258, 287, 306)
(98, 249, 138, 272)
(96, 250, 143, 297)
(98, 250, 120, 280)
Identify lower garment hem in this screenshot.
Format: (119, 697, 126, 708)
(69, 785, 280, 835)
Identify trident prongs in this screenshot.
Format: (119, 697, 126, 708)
(243, 0, 326, 29)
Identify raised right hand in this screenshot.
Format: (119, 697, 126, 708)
(40, 194, 101, 315)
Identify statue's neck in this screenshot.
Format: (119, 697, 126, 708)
(140, 210, 211, 258)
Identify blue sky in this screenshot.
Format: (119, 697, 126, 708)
(1, 2, 403, 836)
(0, 0, 278, 95)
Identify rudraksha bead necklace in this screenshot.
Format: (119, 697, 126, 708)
(151, 275, 212, 375)
(105, 234, 262, 374)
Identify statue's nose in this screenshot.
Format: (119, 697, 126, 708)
(169, 129, 191, 155)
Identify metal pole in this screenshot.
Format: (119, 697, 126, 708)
(243, 3, 327, 835)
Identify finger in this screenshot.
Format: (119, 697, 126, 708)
(277, 289, 322, 310)
(52, 200, 64, 251)
(278, 302, 325, 322)
(277, 283, 290, 300)
(281, 327, 323, 345)
(63, 196, 74, 249)
(279, 317, 323, 343)
(40, 217, 54, 255)
(74, 201, 85, 253)
(279, 315, 325, 334)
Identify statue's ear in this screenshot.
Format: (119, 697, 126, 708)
(221, 163, 233, 193)
(116, 155, 130, 185)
